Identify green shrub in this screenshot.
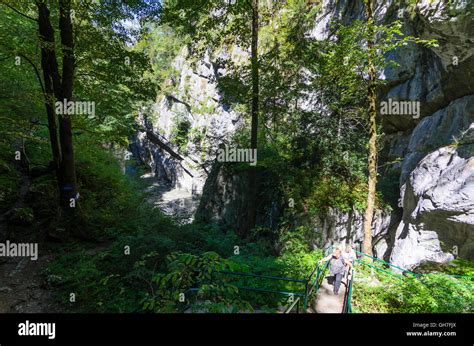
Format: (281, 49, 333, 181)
(352, 260, 474, 313)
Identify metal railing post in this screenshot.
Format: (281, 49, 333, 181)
(303, 280, 309, 309)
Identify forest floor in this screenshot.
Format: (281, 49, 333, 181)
(0, 248, 57, 313)
(0, 169, 59, 313)
(0, 169, 199, 313)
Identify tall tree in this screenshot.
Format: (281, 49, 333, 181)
(37, 0, 78, 211)
(245, 0, 259, 237)
(362, 0, 376, 257)
(1, 0, 159, 217)
(161, 0, 275, 237)
(356, 1, 436, 257)
(37, 3, 62, 186)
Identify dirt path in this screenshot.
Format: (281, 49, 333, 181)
(0, 244, 58, 313)
(0, 167, 60, 313)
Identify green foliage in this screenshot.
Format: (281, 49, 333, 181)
(394, 275, 473, 313)
(169, 114, 191, 153)
(137, 23, 182, 93)
(414, 258, 474, 276)
(72, 137, 144, 238)
(44, 244, 151, 313)
(141, 251, 252, 313)
(45, 190, 327, 312)
(3, 0, 469, 316)
(352, 260, 474, 313)
(0, 148, 21, 212)
(305, 176, 368, 213)
(9, 206, 34, 224)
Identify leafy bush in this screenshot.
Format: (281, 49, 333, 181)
(352, 260, 474, 313)
(0, 143, 21, 212)
(142, 251, 252, 313)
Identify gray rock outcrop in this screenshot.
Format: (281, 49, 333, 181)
(390, 118, 474, 268)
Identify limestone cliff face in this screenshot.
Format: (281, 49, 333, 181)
(132, 49, 244, 195)
(296, 0, 473, 267)
(135, 0, 473, 269)
(378, 0, 474, 267)
(308, 208, 394, 260)
(390, 106, 474, 266)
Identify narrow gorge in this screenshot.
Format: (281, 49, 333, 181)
(131, 0, 473, 270)
(1, 0, 472, 319)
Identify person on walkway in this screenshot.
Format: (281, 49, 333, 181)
(342, 244, 357, 278)
(319, 248, 352, 295)
(342, 244, 356, 263)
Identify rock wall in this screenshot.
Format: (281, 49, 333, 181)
(131, 49, 244, 195)
(308, 207, 395, 260)
(378, 0, 474, 268)
(390, 107, 474, 267)
(195, 163, 282, 232)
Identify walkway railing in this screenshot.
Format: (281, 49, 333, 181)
(354, 250, 474, 279)
(180, 248, 472, 313)
(215, 270, 309, 306)
(347, 249, 473, 312)
(307, 260, 330, 298)
(180, 261, 331, 313)
(342, 267, 355, 313)
(181, 269, 313, 313)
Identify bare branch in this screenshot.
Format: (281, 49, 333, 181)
(0, 51, 45, 96)
(0, 1, 37, 22)
(18, 53, 46, 95)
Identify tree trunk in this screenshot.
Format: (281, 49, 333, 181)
(37, 1, 63, 191)
(362, 0, 376, 258)
(40, 48, 62, 183)
(37, 2, 62, 99)
(57, 0, 78, 209)
(37, 0, 77, 211)
(243, 0, 259, 237)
